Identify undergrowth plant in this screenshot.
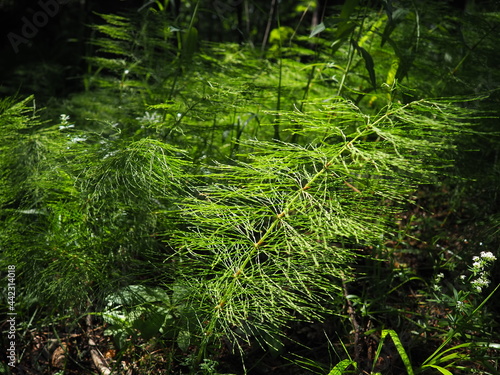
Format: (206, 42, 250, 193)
(327, 279, 500, 375)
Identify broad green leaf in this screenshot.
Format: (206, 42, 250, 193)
(269, 26, 295, 44)
(340, 0, 360, 20)
(133, 310, 173, 340)
(182, 26, 198, 63)
(352, 40, 377, 89)
(335, 21, 357, 40)
(177, 330, 191, 352)
(114, 331, 129, 351)
(381, 8, 409, 47)
(386, 59, 399, 86)
(382, 0, 394, 21)
(310, 22, 325, 38)
(105, 285, 170, 306)
(331, 21, 357, 53)
(330, 0, 359, 53)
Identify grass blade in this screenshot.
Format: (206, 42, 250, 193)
(380, 330, 414, 375)
(328, 359, 356, 375)
(426, 364, 453, 375)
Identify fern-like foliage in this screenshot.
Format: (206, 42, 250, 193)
(166, 96, 476, 364)
(0, 97, 189, 311)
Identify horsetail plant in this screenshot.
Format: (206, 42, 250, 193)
(165, 96, 479, 369)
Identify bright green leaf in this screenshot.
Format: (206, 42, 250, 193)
(177, 330, 191, 352)
(380, 330, 414, 375)
(425, 365, 453, 375)
(328, 359, 357, 375)
(310, 22, 325, 38)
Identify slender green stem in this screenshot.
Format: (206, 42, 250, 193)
(274, 11, 283, 141)
(337, 40, 355, 97)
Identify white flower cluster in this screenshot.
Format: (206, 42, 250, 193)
(479, 251, 496, 261)
(470, 251, 497, 293)
(433, 272, 445, 291)
(59, 113, 74, 130)
(136, 111, 163, 125)
(60, 113, 70, 124)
